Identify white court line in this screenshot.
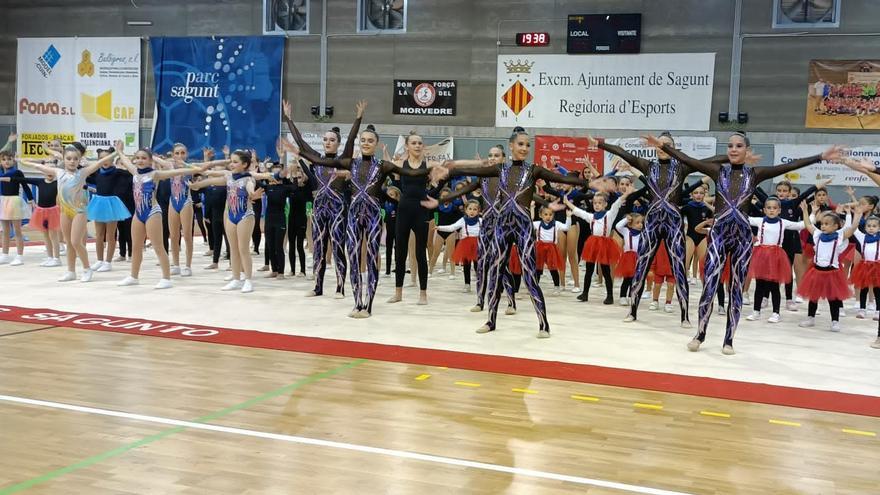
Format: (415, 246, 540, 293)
(0, 394, 693, 495)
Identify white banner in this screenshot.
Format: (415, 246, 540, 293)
(16, 37, 140, 158)
(604, 137, 717, 169)
(773, 145, 878, 187)
(496, 53, 715, 131)
(393, 136, 454, 162)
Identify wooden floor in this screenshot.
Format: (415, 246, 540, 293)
(1, 322, 878, 495)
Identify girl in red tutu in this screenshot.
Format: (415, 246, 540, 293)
(531, 205, 572, 295)
(614, 213, 643, 306)
(1, 171, 61, 267)
(435, 200, 482, 293)
(650, 240, 678, 313)
(745, 197, 805, 323)
(566, 189, 627, 304)
(798, 202, 864, 332)
(850, 215, 880, 319)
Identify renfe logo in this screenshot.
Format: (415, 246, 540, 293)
(35, 44, 61, 78)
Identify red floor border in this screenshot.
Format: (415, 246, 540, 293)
(1, 304, 878, 418)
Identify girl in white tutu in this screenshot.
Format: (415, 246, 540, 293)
(0, 150, 34, 266)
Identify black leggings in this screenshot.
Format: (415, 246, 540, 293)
(207, 201, 228, 264)
(265, 224, 286, 274)
(754, 279, 781, 313)
(385, 215, 396, 275)
(808, 300, 842, 321)
(537, 269, 561, 286)
(194, 205, 207, 241)
(160, 203, 170, 252)
(620, 277, 633, 298)
(582, 263, 613, 299)
(117, 217, 132, 257)
(462, 261, 478, 285)
(252, 200, 262, 254)
(784, 249, 797, 300)
(394, 201, 428, 290)
(287, 214, 307, 274)
(859, 287, 880, 310)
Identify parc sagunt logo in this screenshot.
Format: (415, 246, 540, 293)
(501, 59, 535, 116)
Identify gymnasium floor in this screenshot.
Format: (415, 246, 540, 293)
(1, 242, 879, 494)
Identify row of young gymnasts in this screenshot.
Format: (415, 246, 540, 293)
(1, 100, 878, 353)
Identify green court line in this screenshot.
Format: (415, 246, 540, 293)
(0, 358, 366, 494)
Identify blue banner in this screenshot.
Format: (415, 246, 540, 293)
(150, 36, 283, 159)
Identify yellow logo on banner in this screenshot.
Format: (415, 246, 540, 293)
(78, 50, 95, 77)
(81, 91, 112, 122)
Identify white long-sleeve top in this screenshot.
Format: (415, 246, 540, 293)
(436, 216, 481, 238)
(570, 197, 623, 238)
(811, 217, 851, 269)
(853, 230, 880, 262)
(748, 216, 804, 247)
(532, 217, 571, 243)
(615, 218, 642, 253)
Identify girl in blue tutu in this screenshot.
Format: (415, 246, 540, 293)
(86, 147, 132, 273)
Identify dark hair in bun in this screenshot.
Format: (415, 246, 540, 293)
(328, 126, 341, 140)
(232, 149, 252, 164)
(363, 124, 379, 139)
(509, 126, 528, 142)
(66, 141, 86, 156)
(732, 131, 750, 146)
(658, 131, 676, 146)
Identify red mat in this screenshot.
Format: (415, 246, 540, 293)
(1, 304, 878, 417)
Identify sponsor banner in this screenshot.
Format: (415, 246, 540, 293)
(773, 144, 877, 187)
(393, 136, 454, 162)
(496, 53, 715, 131)
(534, 135, 605, 174)
(150, 36, 284, 159)
(393, 80, 457, 116)
(805, 60, 880, 129)
(16, 37, 140, 158)
(604, 137, 717, 170)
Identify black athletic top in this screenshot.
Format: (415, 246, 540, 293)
(400, 160, 428, 202)
(86, 167, 125, 196)
(16, 177, 55, 207)
(264, 182, 294, 228)
(1, 169, 34, 201)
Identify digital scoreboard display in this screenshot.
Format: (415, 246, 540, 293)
(567, 14, 641, 54)
(516, 32, 550, 47)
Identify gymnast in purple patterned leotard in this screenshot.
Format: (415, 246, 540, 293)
(651, 132, 842, 355)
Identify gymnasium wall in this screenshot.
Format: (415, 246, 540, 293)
(0, 0, 878, 141)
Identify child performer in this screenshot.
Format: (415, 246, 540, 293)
(565, 190, 626, 304)
(190, 150, 274, 293)
(18, 144, 116, 281)
(0, 150, 34, 266)
(798, 202, 863, 332)
(532, 204, 571, 295)
(86, 147, 132, 273)
(745, 197, 805, 323)
(851, 215, 880, 319)
(1, 172, 60, 266)
(436, 200, 482, 292)
(614, 213, 643, 306)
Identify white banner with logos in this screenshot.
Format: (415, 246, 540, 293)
(773, 144, 879, 187)
(16, 37, 140, 158)
(393, 136, 454, 162)
(604, 137, 717, 170)
(496, 53, 715, 131)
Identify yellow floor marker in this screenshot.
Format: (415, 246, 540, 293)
(700, 411, 731, 419)
(436, 367, 448, 370)
(454, 381, 481, 388)
(511, 388, 538, 394)
(571, 395, 600, 402)
(414, 374, 431, 381)
(842, 428, 877, 437)
(633, 403, 663, 411)
(769, 419, 801, 427)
